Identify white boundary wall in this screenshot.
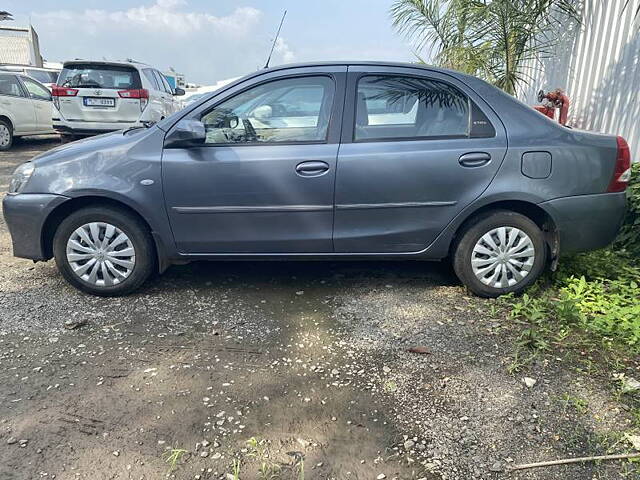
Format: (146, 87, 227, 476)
(518, 0, 640, 161)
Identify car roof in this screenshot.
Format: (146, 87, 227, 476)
(62, 60, 150, 69)
(259, 60, 462, 77)
(0, 64, 59, 72)
(0, 70, 49, 85)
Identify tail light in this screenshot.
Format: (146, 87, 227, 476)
(51, 85, 78, 109)
(607, 136, 632, 192)
(118, 88, 149, 112)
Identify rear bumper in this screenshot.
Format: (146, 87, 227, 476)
(539, 192, 626, 255)
(2, 193, 69, 260)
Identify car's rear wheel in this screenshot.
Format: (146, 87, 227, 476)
(53, 206, 155, 296)
(453, 210, 546, 297)
(0, 119, 13, 151)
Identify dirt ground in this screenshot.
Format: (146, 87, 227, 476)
(1, 137, 638, 480)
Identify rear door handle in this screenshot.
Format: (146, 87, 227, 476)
(459, 152, 491, 167)
(296, 161, 330, 177)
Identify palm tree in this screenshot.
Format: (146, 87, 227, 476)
(390, 0, 579, 95)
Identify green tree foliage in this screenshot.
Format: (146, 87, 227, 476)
(390, 0, 578, 94)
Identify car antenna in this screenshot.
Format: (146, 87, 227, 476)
(264, 10, 287, 69)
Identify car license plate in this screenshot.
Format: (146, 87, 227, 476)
(84, 97, 115, 107)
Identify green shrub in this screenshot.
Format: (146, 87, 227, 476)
(507, 164, 640, 351)
(616, 163, 640, 256)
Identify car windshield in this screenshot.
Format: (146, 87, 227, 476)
(58, 64, 141, 89)
(26, 69, 58, 84)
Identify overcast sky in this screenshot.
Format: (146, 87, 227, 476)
(4, 0, 417, 85)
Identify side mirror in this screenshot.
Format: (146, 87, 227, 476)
(174, 87, 186, 96)
(165, 119, 206, 148)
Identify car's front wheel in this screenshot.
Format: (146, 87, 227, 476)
(453, 210, 547, 297)
(0, 119, 13, 151)
(53, 206, 155, 296)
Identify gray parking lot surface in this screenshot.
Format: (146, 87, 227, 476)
(0, 137, 635, 480)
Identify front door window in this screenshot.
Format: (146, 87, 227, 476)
(200, 76, 335, 144)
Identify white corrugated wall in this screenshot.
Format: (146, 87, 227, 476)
(517, 0, 640, 161)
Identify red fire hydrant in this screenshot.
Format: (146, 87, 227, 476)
(533, 88, 570, 125)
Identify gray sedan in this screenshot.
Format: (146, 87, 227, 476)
(2, 62, 630, 297)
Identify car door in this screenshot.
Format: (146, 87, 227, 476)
(19, 76, 53, 132)
(334, 66, 507, 253)
(162, 67, 346, 253)
(0, 74, 37, 134)
(142, 68, 165, 121)
(154, 71, 175, 116)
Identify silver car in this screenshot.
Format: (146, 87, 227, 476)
(3, 62, 630, 297)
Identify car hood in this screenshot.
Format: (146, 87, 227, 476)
(30, 128, 152, 168)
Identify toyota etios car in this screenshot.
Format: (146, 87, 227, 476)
(3, 62, 630, 297)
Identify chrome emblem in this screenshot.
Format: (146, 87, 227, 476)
(94, 89, 102, 96)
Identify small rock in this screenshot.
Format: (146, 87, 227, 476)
(200, 450, 209, 458)
(382, 366, 391, 374)
(7, 437, 16, 445)
(489, 461, 504, 472)
(211, 452, 222, 460)
(403, 440, 415, 450)
(377, 474, 386, 480)
(64, 319, 87, 330)
(112, 451, 120, 457)
(407, 346, 430, 355)
(523, 377, 537, 388)
(621, 376, 640, 394)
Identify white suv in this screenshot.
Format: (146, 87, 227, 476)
(52, 60, 184, 140)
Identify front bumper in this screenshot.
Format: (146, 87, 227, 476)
(2, 193, 69, 260)
(539, 192, 627, 255)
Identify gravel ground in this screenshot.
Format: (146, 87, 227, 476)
(0, 137, 638, 480)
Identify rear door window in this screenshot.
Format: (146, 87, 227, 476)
(355, 75, 470, 141)
(0, 75, 25, 97)
(143, 68, 161, 91)
(58, 64, 142, 90)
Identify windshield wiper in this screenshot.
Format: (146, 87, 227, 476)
(123, 125, 146, 135)
(64, 82, 102, 89)
(122, 121, 155, 135)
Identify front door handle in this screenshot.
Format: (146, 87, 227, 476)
(459, 152, 491, 167)
(295, 161, 330, 177)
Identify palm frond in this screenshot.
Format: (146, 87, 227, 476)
(390, 0, 582, 94)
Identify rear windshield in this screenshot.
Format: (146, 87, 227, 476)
(26, 69, 58, 84)
(58, 64, 141, 89)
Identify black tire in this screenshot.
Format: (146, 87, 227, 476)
(53, 206, 155, 296)
(452, 210, 547, 298)
(0, 119, 13, 151)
